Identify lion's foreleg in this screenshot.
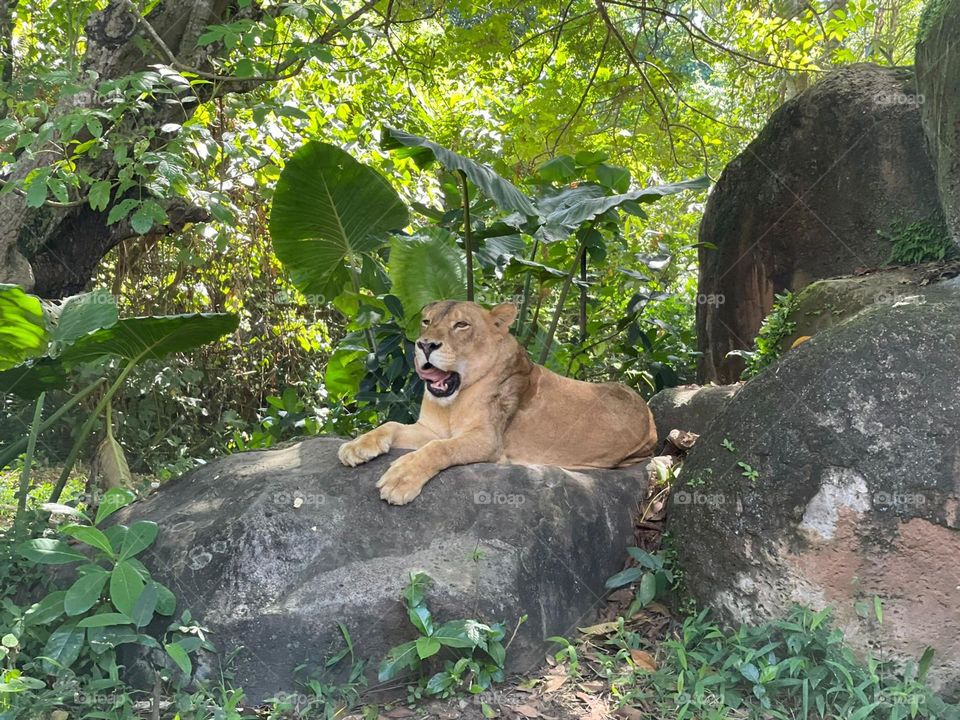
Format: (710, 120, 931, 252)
(338, 421, 438, 467)
(376, 429, 501, 505)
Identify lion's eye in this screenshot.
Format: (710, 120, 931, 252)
(421, 319, 430, 326)
(454, 321, 470, 329)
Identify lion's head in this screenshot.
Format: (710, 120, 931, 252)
(414, 301, 518, 402)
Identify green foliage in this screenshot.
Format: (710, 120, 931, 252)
(883, 219, 959, 266)
(605, 547, 675, 616)
(610, 606, 953, 720)
(379, 572, 512, 700)
(387, 230, 468, 329)
(0, 489, 212, 718)
(0, 286, 47, 372)
(269, 140, 410, 300)
(735, 291, 799, 380)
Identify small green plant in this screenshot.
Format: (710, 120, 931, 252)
(378, 572, 512, 699)
(883, 219, 959, 266)
(721, 438, 736, 453)
(605, 547, 675, 616)
(0, 488, 211, 717)
(734, 290, 799, 379)
(265, 623, 368, 719)
(582, 605, 955, 720)
(738, 461, 760, 482)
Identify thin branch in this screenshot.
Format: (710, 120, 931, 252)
(551, 30, 610, 154)
(594, 0, 678, 166)
(120, 0, 379, 86)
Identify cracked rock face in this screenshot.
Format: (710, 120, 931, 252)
(115, 438, 649, 703)
(695, 63, 946, 384)
(670, 284, 960, 698)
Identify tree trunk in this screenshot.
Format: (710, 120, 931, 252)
(0, 0, 256, 297)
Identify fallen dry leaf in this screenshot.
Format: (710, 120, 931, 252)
(578, 621, 620, 636)
(381, 708, 415, 718)
(512, 703, 541, 718)
(629, 649, 657, 672)
(540, 671, 568, 694)
(615, 707, 644, 719)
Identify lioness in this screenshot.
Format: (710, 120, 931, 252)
(338, 301, 657, 504)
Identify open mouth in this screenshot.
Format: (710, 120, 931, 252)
(415, 362, 462, 398)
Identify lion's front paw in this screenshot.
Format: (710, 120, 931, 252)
(375, 454, 431, 505)
(338, 432, 390, 467)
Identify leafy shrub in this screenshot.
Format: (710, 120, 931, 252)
(883, 219, 959, 266)
(734, 290, 798, 379)
(379, 572, 513, 701)
(0, 489, 210, 718)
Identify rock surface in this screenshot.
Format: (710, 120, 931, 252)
(916, 0, 960, 245)
(671, 280, 960, 697)
(696, 63, 945, 383)
(647, 384, 742, 447)
(780, 261, 960, 349)
(116, 437, 648, 703)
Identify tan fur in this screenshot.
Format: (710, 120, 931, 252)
(338, 301, 657, 504)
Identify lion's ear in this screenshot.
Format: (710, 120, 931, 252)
(490, 303, 518, 332)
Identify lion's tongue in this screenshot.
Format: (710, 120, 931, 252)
(416, 365, 453, 387)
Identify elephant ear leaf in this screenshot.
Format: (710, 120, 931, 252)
(58, 313, 239, 366)
(388, 229, 467, 328)
(382, 126, 536, 217)
(269, 141, 409, 301)
(0, 284, 48, 371)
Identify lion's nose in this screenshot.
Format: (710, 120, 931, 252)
(417, 340, 442, 358)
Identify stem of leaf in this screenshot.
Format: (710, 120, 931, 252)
(458, 170, 474, 302)
(14, 392, 45, 535)
(0, 379, 106, 472)
(538, 234, 588, 365)
(515, 239, 540, 338)
(348, 255, 378, 354)
(579, 249, 588, 346)
(48, 354, 144, 504)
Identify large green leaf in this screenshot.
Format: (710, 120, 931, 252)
(270, 141, 409, 300)
(64, 568, 109, 616)
(41, 621, 85, 673)
(109, 560, 145, 616)
(18, 538, 86, 565)
(383, 126, 536, 216)
(543, 176, 710, 230)
(118, 520, 158, 560)
(378, 640, 419, 682)
(58, 313, 238, 366)
(48, 290, 119, 355)
(0, 284, 48, 371)
(0, 358, 67, 399)
(387, 229, 467, 318)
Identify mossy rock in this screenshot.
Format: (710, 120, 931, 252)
(778, 260, 960, 351)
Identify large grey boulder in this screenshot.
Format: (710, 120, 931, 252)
(696, 63, 945, 383)
(671, 280, 960, 697)
(116, 437, 648, 703)
(916, 0, 960, 245)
